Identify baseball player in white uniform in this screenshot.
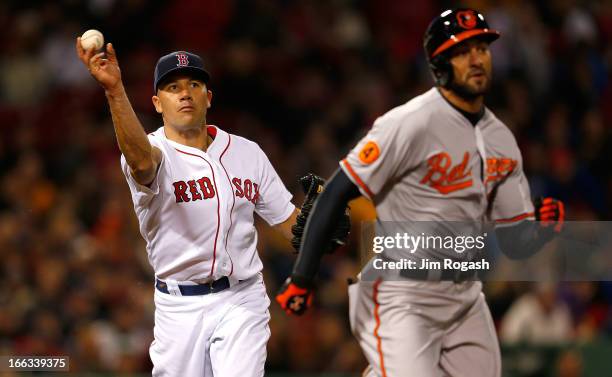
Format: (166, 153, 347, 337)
(75, 40, 349, 376)
(277, 8, 565, 377)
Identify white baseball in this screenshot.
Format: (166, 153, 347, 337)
(80, 29, 104, 51)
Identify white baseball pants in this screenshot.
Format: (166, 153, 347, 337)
(150, 273, 271, 377)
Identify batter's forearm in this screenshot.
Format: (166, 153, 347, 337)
(105, 85, 154, 171)
(292, 201, 340, 280)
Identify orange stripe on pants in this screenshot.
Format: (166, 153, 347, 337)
(373, 279, 387, 377)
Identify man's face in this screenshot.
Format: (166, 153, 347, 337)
(447, 38, 492, 99)
(152, 73, 212, 129)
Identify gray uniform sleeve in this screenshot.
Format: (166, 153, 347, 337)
(488, 139, 535, 225)
(340, 113, 424, 199)
(253, 144, 295, 226)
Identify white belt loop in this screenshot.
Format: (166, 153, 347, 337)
(227, 276, 240, 287)
(165, 279, 182, 296)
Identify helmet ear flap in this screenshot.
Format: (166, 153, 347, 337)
(429, 54, 453, 87)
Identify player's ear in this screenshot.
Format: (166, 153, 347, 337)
(207, 90, 213, 109)
(152, 95, 163, 114)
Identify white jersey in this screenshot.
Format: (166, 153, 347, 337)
(121, 126, 294, 284)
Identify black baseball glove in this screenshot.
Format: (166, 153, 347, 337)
(291, 173, 351, 253)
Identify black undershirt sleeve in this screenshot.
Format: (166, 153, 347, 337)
(495, 220, 555, 259)
(292, 168, 361, 282)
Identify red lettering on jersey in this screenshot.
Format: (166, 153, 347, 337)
(173, 176, 216, 203)
(420, 152, 473, 194)
(232, 177, 260, 204)
(486, 157, 517, 183)
(173, 181, 190, 203)
(233, 177, 244, 197)
(188, 180, 203, 201)
(252, 183, 259, 204)
(244, 179, 253, 201)
(198, 177, 216, 199)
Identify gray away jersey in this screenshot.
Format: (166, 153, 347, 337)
(340, 88, 534, 262)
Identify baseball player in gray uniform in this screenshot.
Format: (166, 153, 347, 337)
(277, 8, 565, 377)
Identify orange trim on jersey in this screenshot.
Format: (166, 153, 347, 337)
(373, 279, 387, 377)
(341, 159, 375, 199)
(432, 29, 500, 57)
(556, 201, 565, 233)
(174, 148, 222, 277)
(495, 212, 535, 224)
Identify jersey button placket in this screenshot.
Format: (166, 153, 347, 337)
(474, 125, 488, 208)
(210, 159, 232, 277)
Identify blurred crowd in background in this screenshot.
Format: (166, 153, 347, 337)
(1, 0, 612, 376)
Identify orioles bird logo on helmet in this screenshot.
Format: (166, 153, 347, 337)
(456, 10, 478, 29)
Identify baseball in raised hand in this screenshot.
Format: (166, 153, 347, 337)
(76, 35, 122, 94)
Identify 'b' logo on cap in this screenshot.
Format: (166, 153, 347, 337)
(176, 53, 189, 67)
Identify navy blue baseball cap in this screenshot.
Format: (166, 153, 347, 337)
(153, 51, 211, 93)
